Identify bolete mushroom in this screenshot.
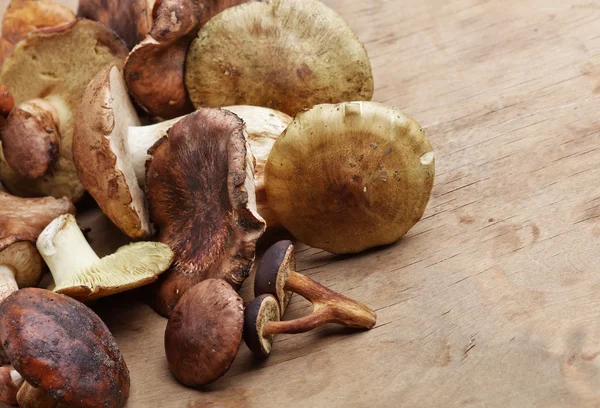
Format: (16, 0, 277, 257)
(165, 279, 243, 387)
(75, 65, 290, 238)
(245, 241, 376, 358)
(0, 365, 22, 406)
(265, 102, 435, 254)
(124, 0, 251, 118)
(146, 109, 266, 317)
(0, 19, 129, 201)
(0, 0, 75, 65)
(0, 288, 130, 408)
(77, 0, 153, 49)
(36, 214, 174, 302)
(185, 0, 373, 116)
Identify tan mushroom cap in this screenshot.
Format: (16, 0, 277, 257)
(77, 0, 154, 49)
(265, 102, 435, 254)
(74, 65, 151, 239)
(185, 0, 373, 116)
(0, 0, 75, 64)
(0, 19, 129, 201)
(0, 191, 75, 289)
(37, 214, 174, 302)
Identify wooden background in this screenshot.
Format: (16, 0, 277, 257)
(3, 0, 600, 407)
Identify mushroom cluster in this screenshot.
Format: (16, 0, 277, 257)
(0, 0, 436, 399)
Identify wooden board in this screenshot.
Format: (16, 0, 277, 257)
(3, 0, 600, 406)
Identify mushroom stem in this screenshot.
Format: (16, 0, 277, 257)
(36, 214, 100, 291)
(0, 366, 22, 406)
(0, 265, 18, 304)
(2, 96, 69, 179)
(16, 381, 57, 408)
(263, 271, 376, 335)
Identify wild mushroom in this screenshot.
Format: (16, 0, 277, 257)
(75, 65, 289, 238)
(185, 0, 373, 116)
(0, 288, 130, 408)
(0, 365, 22, 406)
(36, 214, 173, 302)
(265, 102, 435, 254)
(77, 0, 153, 49)
(0, 83, 13, 127)
(124, 0, 251, 118)
(0, 19, 128, 201)
(165, 279, 243, 387)
(146, 109, 266, 316)
(245, 240, 376, 358)
(0, 0, 75, 65)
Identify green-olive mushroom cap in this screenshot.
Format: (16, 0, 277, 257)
(185, 0, 373, 116)
(265, 102, 435, 254)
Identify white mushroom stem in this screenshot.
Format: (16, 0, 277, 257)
(0, 265, 18, 304)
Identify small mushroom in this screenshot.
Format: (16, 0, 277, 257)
(0, 0, 75, 65)
(165, 279, 243, 387)
(75, 66, 289, 237)
(77, 0, 153, 49)
(36, 214, 174, 302)
(0, 83, 14, 127)
(185, 0, 373, 116)
(0, 365, 23, 406)
(265, 102, 436, 254)
(0, 19, 128, 201)
(146, 109, 266, 317)
(124, 0, 251, 118)
(245, 240, 376, 358)
(0, 288, 130, 408)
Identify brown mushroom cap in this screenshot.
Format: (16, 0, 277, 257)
(265, 102, 435, 254)
(77, 0, 153, 49)
(185, 0, 373, 116)
(74, 65, 151, 239)
(243, 294, 280, 359)
(0, 0, 75, 64)
(146, 109, 266, 317)
(165, 279, 244, 387)
(254, 240, 294, 314)
(0, 19, 129, 201)
(0, 288, 130, 408)
(0, 365, 22, 405)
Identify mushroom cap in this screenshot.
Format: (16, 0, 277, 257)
(0, 365, 22, 405)
(0, 0, 75, 64)
(265, 102, 436, 254)
(146, 109, 266, 317)
(74, 65, 151, 239)
(165, 279, 244, 387)
(254, 240, 294, 314)
(77, 0, 153, 49)
(243, 294, 280, 359)
(185, 0, 373, 116)
(0, 19, 129, 201)
(0, 191, 75, 287)
(0, 84, 14, 116)
(0, 288, 130, 408)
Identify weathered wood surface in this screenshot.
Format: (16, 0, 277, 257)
(3, 0, 600, 407)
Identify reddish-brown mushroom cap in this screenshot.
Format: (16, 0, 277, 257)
(146, 109, 266, 317)
(0, 288, 130, 408)
(0, 365, 22, 405)
(254, 239, 294, 314)
(165, 279, 244, 387)
(243, 294, 280, 359)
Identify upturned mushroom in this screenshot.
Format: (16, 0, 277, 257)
(245, 240, 376, 358)
(36, 214, 174, 302)
(124, 0, 251, 118)
(0, 19, 128, 201)
(0, 0, 75, 64)
(185, 0, 373, 116)
(0, 288, 130, 408)
(146, 109, 266, 316)
(0, 365, 22, 406)
(165, 279, 244, 387)
(75, 65, 290, 238)
(265, 101, 435, 254)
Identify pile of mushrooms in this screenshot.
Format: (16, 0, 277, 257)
(0, 0, 437, 399)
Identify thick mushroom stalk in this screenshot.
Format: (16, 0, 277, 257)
(37, 214, 174, 302)
(17, 383, 57, 408)
(2, 97, 68, 179)
(0, 365, 23, 406)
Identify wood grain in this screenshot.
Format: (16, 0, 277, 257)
(3, 0, 600, 407)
